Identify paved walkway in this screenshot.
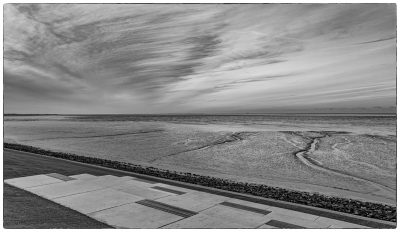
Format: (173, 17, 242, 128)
(5, 172, 374, 229)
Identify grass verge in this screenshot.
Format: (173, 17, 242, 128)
(3, 183, 111, 228)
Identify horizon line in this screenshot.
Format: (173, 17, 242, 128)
(4, 112, 397, 116)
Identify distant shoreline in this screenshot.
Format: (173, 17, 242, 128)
(4, 113, 397, 117)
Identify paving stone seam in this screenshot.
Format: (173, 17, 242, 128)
(159, 216, 188, 228)
(76, 210, 116, 228)
(48, 179, 138, 199)
(255, 223, 267, 229)
(5, 180, 62, 190)
(196, 203, 223, 214)
(189, 202, 275, 229)
(87, 202, 139, 215)
(313, 216, 322, 222)
(254, 221, 271, 229)
(49, 186, 114, 200)
(151, 194, 176, 201)
(256, 220, 277, 229)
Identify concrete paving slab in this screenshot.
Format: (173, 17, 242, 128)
(151, 186, 186, 195)
(315, 216, 370, 228)
(223, 198, 273, 210)
(6, 172, 378, 229)
(4, 174, 63, 189)
(258, 224, 278, 229)
(69, 173, 97, 180)
(28, 175, 132, 199)
(121, 176, 136, 180)
(155, 191, 227, 212)
(90, 202, 183, 228)
(116, 178, 157, 188)
(267, 207, 320, 221)
(162, 213, 247, 229)
(54, 188, 143, 214)
(155, 183, 196, 193)
(113, 180, 172, 200)
(116, 176, 135, 181)
(263, 212, 331, 228)
(86, 175, 133, 188)
(200, 204, 270, 228)
(129, 177, 158, 184)
(28, 180, 102, 199)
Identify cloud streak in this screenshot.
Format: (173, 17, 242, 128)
(4, 4, 396, 114)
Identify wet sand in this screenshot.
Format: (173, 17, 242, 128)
(4, 115, 396, 205)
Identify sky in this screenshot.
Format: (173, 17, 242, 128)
(4, 4, 397, 114)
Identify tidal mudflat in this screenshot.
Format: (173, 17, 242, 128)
(4, 114, 396, 205)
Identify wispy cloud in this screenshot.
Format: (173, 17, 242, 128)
(4, 4, 396, 113)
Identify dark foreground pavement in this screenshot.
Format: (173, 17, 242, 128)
(3, 149, 117, 228)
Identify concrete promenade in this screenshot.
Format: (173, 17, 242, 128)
(5, 172, 374, 229)
(4, 149, 396, 229)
